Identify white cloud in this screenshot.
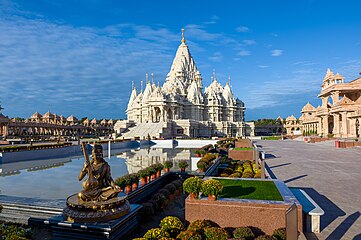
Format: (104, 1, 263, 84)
(209, 52, 223, 62)
(271, 49, 283, 57)
(258, 65, 269, 68)
(236, 26, 249, 33)
(242, 39, 256, 45)
(238, 50, 251, 56)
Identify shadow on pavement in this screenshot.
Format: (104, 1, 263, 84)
(284, 174, 308, 183)
(270, 162, 291, 168)
(326, 211, 360, 240)
(265, 153, 277, 159)
(299, 187, 346, 233)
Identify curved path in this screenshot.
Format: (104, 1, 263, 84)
(256, 139, 361, 240)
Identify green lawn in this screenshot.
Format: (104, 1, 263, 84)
(261, 136, 282, 140)
(218, 179, 283, 201)
(233, 147, 253, 150)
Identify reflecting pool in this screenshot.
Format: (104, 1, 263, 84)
(0, 146, 195, 203)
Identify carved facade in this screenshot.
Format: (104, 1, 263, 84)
(285, 68, 361, 138)
(121, 30, 253, 139)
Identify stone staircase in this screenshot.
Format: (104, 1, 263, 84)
(121, 122, 168, 139)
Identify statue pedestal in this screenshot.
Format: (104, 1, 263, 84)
(63, 193, 130, 223)
(29, 204, 142, 240)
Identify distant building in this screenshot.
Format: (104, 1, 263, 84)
(285, 68, 361, 138)
(254, 117, 285, 136)
(117, 29, 254, 139)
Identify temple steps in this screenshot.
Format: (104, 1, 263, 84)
(121, 122, 166, 139)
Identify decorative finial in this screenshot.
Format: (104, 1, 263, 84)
(132, 81, 135, 89)
(227, 75, 231, 85)
(212, 69, 216, 82)
(140, 80, 143, 92)
(146, 73, 149, 83)
(151, 73, 154, 84)
(158, 81, 160, 87)
(181, 28, 186, 43)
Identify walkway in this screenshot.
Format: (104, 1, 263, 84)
(257, 139, 361, 240)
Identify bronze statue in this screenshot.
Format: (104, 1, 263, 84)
(63, 142, 130, 223)
(78, 143, 120, 201)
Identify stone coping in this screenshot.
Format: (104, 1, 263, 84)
(201, 177, 301, 206)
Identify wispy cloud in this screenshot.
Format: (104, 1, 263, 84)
(242, 39, 256, 45)
(208, 52, 223, 62)
(258, 65, 269, 68)
(238, 50, 251, 56)
(236, 25, 250, 33)
(271, 49, 283, 57)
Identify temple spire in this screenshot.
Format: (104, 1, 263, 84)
(227, 75, 231, 85)
(212, 69, 216, 82)
(140, 80, 143, 93)
(146, 73, 149, 84)
(181, 28, 186, 44)
(132, 81, 135, 89)
(151, 73, 154, 84)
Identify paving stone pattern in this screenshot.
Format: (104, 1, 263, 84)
(257, 139, 361, 240)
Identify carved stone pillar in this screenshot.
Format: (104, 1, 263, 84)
(333, 113, 340, 137)
(322, 116, 329, 135)
(331, 91, 340, 105)
(341, 112, 348, 137)
(321, 97, 329, 108)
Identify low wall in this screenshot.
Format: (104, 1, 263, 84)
(149, 139, 175, 148)
(175, 139, 217, 148)
(185, 179, 302, 235)
(339, 141, 361, 148)
(228, 149, 256, 160)
(235, 139, 252, 148)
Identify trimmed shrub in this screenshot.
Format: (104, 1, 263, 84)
(242, 172, 255, 178)
(178, 160, 189, 169)
(229, 172, 242, 178)
(152, 193, 167, 209)
(164, 160, 174, 169)
(138, 169, 150, 179)
(171, 179, 183, 189)
(158, 189, 171, 199)
(272, 228, 286, 240)
(201, 179, 224, 197)
(220, 173, 229, 177)
(187, 219, 212, 234)
(143, 228, 170, 239)
(177, 230, 203, 240)
(139, 202, 154, 221)
(254, 172, 261, 178)
(115, 176, 126, 189)
(223, 168, 234, 175)
(197, 160, 208, 171)
(204, 227, 229, 240)
(233, 227, 255, 240)
(183, 177, 203, 196)
(164, 183, 177, 195)
(256, 235, 275, 240)
(160, 216, 184, 237)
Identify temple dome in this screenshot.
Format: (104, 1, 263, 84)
(187, 80, 203, 104)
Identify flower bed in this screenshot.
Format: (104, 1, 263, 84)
(218, 159, 261, 179)
(0, 221, 32, 239)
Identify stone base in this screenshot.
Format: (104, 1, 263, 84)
(63, 193, 130, 223)
(29, 204, 142, 240)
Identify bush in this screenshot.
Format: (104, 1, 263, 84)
(158, 189, 171, 199)
(152, 163, 164, 172)
(139, 202, 155, 220)
(223, 168, 234, 175)
(115, 176, 126, 189)
(171, 179, 183, 189)
(204, 227, 229, 240)
(254, 172, 261, 178)
(131, 173, 140, 184)
(160, 216, 184, 237)
(143, 228, 170, 239)
(138, 169, 150, 178)
(229, 172, 242, 178)
(220, 173, 229, 177)
(272, 228, 286, 240)
(183, 177, 203, 196)
(187, 219, 212, 234)
(242, 172, 255, 178)
(164, 183, 177, 194)
(178, 160, 189, 169)
(152, 193, 167, 209)
(233, 227, 255, 240)
(177, 230, 203, 240)
(164, 160, 173, 169)
(122, 174, 133, 186)
(201, 179, 223, 197)
(197, 160, 208, 171)
(147, 166, 157, 175)
(256, 235, 275, 240)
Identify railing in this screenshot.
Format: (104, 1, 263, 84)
(252, 143, 266, 179)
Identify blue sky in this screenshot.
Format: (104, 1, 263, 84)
(0, 0, 361, 120)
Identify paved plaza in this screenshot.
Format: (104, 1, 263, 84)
(256, 139, 361, 240)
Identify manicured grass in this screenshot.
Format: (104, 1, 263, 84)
(233, 147, 253, 150)
(261, 136, 282, 140)
(218, 179, 283, 201)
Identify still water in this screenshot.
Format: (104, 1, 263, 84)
(0, 147, 194, 201)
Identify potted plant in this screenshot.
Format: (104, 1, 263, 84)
(138, 168, 149, 185)
(123, 174, 133, 194)
(178, 160, 189, 172)
(148, 166, 157, 181)
(164, 160, 173, 173)
(114, 176, 126, 192)
(202, 179, 223, 200)
(194, 149, 201, 157)
(131, 173, 140, 191)
(199, 149, 206, 157)
(183, 176, 203, 200)
(197, 160, 208, 172)
(154, 163, 164, 178)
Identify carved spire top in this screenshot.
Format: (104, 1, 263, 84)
(212, 69, 217, 82)
(140, 80, 143, 93)
(146, 73, 150, 84)
(181, 28, 186, 44)
(151, 73, 154, 84)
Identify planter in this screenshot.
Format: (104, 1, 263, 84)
(181, 168, 186, 172)
(156, 171, 161, 178)
(132, 183, 138, 191)
(175, 189, 180, 196)
(141, 177, 148, 185)
(164, 168, 169, 173)
(151, 174, 156, 181)
(189, 192, 198, 200)
(125, 185, 132, 194)
(208, 195, 217, 201)
(169, 194, 175, 201)
(199, 169, 205, 173)
(195, 153, 200, 157)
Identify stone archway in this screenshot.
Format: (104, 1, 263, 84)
(154, 107, 161, 122)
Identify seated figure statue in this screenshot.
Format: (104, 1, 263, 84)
(78, 144, 120, 201)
